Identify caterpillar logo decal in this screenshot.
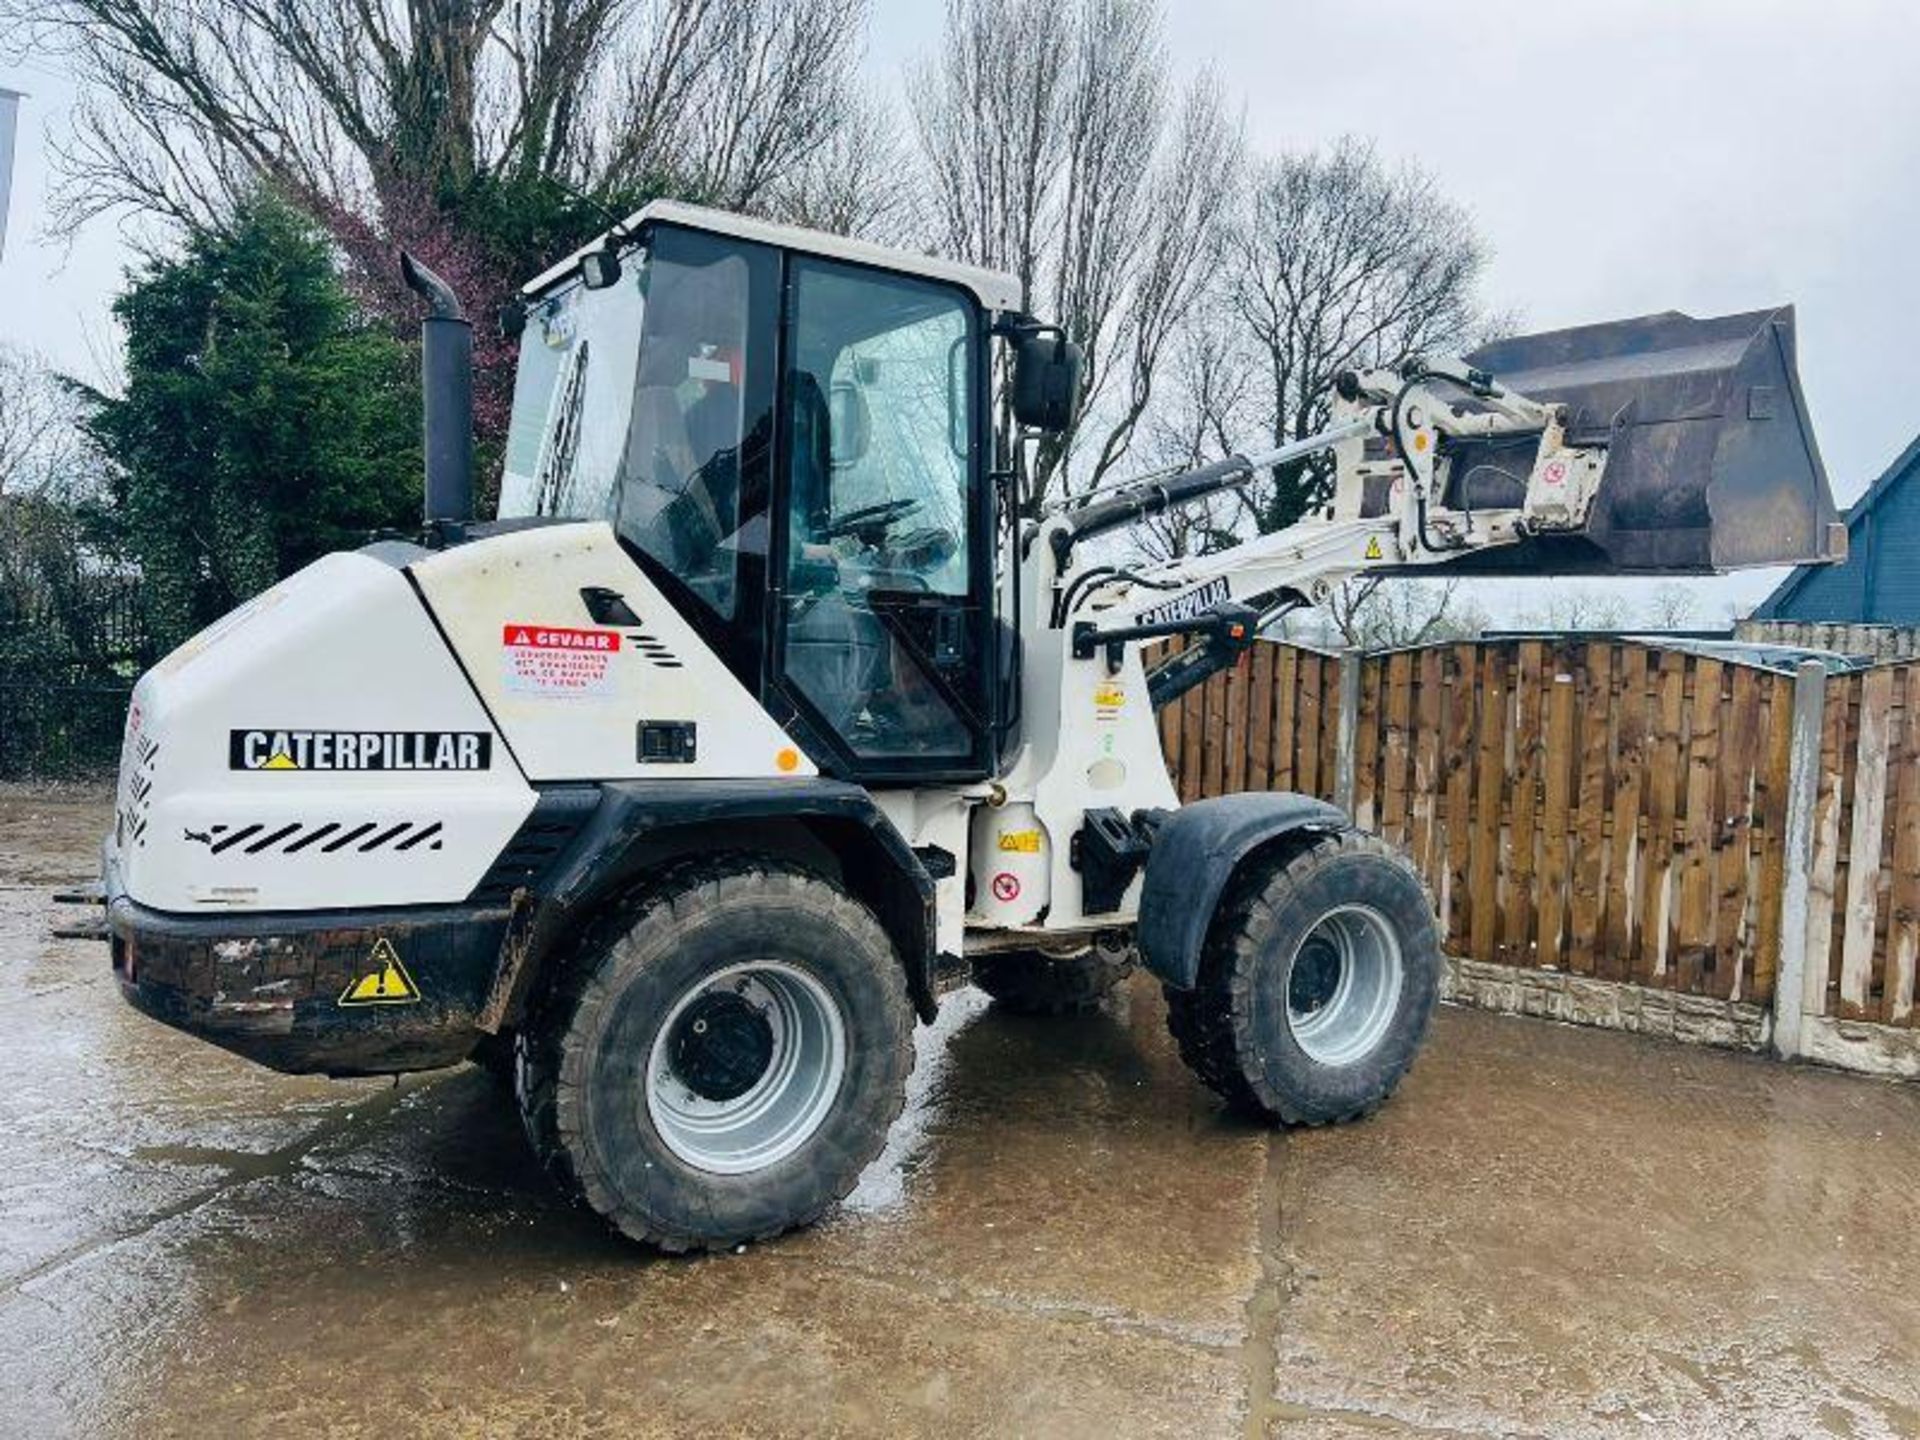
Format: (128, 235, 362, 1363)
(229, 730, 491, 772)
(1135, 577, 1230, 628)
(338, 938, 421, 1006)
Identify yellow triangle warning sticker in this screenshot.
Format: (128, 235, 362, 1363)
(338, 938, 421, 1006)
(1364, 536, 1385, 561)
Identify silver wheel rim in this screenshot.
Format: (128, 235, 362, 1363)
(1285, 904, 1405, 1067)
(645, 961, 847, 1175)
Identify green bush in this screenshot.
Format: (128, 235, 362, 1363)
(82, 191, 422, 653)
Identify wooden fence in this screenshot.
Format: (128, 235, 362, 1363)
(1158, 642, 1339, 806)
(1158, 638, 1920, 1061)
(1807, 663, 1920, 1028)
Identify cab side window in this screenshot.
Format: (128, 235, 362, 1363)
(781, 260, 980, 763)
(614, 229, 776, 622)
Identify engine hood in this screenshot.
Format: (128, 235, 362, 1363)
(108, 550, 536, 914)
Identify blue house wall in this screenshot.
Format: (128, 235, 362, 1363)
(1754, 435, 1920, 625)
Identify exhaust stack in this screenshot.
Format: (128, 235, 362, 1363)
(401, 252, 474, 527)
(1443, 306, 1844, 574)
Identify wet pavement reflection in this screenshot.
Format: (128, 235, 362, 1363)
(4, 789, 1918, 1437)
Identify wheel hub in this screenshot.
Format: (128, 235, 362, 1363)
(1289, 936, 1343, 1017)
(669, 991, 775, 1102)
(1285, 904, 1406, 1067)
(644, 961, 849, 1175)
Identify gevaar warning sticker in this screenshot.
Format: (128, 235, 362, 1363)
(502, 623, 622, 698)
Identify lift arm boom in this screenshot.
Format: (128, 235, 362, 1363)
(1048, 302, 1844, 653)
(1049, 358, 1593, 649)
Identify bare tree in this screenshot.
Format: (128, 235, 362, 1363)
(767, 92, 917, 244)
(7, 0, 886, 471)
(1326, 576, 1486, 650)
(637, 0, 868, 209)
(9, 0, 871, 237)
(1640, 581, 1698, 631)
(0, 346, 90, 499)
(1516, 585, 1629, 632)
(909, 0, 1241, 512)
(1133, 309, 1256, 561)
(1230, 136, 1493, 533)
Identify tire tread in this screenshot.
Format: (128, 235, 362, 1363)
(517, 854, 912, 1251)
(1163, 829, 1439, 1127)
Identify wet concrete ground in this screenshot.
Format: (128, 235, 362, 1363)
(4, 786, 1919, 1439)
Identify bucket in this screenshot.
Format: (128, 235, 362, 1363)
(1438, 307, 1844, 574)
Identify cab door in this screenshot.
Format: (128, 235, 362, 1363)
(770, 257, 993, 782)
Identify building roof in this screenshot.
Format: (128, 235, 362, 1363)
(1752, 430, 1920, 621)
(521, 200, 1025, 313)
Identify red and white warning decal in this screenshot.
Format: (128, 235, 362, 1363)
(502, 623, 622, 699)
(991, 872, 1022, 904)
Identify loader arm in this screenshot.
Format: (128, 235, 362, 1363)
(1049, 362, 1576, 663)
(1052, 302, 1846, 654)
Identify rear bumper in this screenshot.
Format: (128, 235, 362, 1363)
(109, 893, 512, 1077)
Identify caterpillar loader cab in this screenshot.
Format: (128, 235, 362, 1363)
(497, 208, 1011, 785)
(99, 201, 1844, 1251)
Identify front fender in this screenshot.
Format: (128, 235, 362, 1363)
(1136, 792, 1348, 990)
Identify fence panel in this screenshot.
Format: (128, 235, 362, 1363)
(1811, 661, 1920, 1027)
(0, 677, 137, 779)
(1, 510, 151, 780)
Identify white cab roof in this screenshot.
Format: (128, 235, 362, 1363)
(521, 200, 1024, 313)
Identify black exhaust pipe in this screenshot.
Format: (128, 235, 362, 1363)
(400, 252, 473, 528)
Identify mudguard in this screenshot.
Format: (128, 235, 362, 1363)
(1135, 792, 1348, 990)
(492, 778, 942, 1026)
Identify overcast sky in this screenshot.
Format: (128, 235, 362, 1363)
(4, 0, 1917, 622)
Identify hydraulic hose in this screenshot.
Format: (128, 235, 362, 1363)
(1390, 373, 1457, 555)
(1053, 454, 1255, 561)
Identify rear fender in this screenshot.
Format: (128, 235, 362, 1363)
(1136, 792, 1348, 990)
(490, 779, 940, 1026)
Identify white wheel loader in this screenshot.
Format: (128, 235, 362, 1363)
(98, 202, 1843, 1250)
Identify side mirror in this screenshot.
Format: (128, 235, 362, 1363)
(580, 244, 621, 290)
(1011, 329, 1083, 432)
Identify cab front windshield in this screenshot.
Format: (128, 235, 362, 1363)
(499, 225, 984, 765)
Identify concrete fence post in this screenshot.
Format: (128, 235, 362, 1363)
(1772, 659, 1830, 1060)
(1334, 647, 1363, 815)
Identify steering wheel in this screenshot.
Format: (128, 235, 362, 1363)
(887, 525, 959, 573)
(824, 497, 922, 543)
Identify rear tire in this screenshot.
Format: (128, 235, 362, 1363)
(1164, 831, 1440, 1126)
(972, 936, 1135, 1014)
(517, 856, 914, 1251)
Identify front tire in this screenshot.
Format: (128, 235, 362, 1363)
(1165, 831, 1440, 1126)
(518, 857, 913, 1251)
